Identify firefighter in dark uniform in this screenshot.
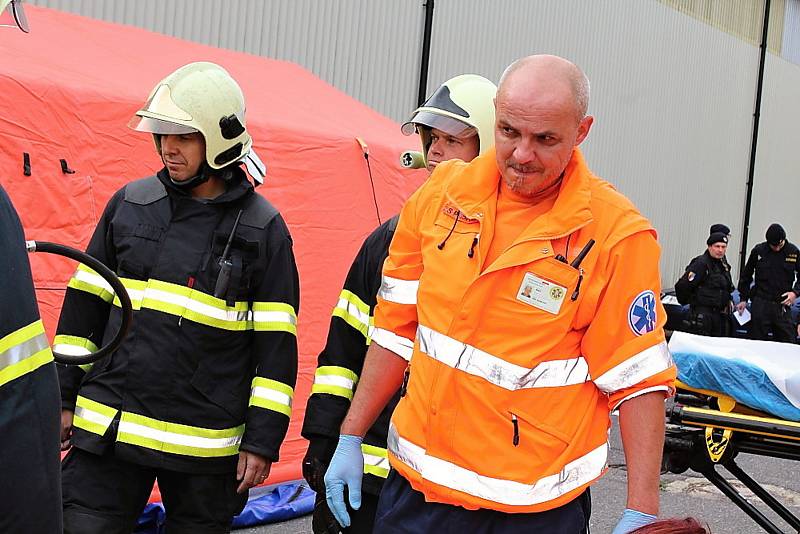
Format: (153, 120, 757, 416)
(301, 74, 497, 533)
(0, 2, 62, 532)
(737, 223, 800, 343)
(675, 232, 734, 336)
(56, 62, 299, 533)
(0, 185, 63, 534)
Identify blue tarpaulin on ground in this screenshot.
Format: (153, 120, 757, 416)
(134, 481, 315, 533)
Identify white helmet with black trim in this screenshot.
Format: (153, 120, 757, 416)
(130, 61, 254, 187)
(401, 74, 496, 167)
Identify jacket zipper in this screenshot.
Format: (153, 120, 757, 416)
(510, 412, 520, 446)
(400, 365, 411, 397)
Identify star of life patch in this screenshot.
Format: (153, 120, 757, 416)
(516, 272, 567, 314)
(628, 290, 657, 336)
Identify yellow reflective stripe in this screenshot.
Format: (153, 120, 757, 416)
(137, 279, 250, 330)
(73, 395, 118, 436)
(362, 443, 390, 478)
(332, 289, 373, 342)
(0, 321, 53, 387)
(53, 334, 98, 373)
(112, 278, 146, 310)
(252, 302, 297, 335)
(311, 366, 359, 400)
(52, 334, 98, 354)
(249, 377, 293, 417)
(117, 411, 243, 458)
(68, 264, 114, 303)
(71, 272, 299, 334)
(143, 279, 250, 330)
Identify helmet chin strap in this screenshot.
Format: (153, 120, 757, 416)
(162, 160, 236, 191)
(167, 161, 213, 190)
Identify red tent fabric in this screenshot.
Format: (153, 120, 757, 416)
(0, 6, 425, 486)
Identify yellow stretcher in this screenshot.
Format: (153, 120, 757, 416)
(664, 380, 800, 533)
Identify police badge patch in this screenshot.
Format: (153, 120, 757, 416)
(628, 290, 657, 336)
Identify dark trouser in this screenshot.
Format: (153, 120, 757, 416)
(689, 306, 731, 337)
(750, 298, 797, 343)
(374, 470, 591, 534)
(62, 447, 248, 534)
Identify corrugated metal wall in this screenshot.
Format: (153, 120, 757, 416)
(749, 52, 800, 259)
(26, 0, 424, 121)
(658, 0, 784, 51)
(22, 0, 800, 286)
(426, 0, 760, 284)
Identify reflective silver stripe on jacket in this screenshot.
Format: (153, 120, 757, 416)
(388, 424, 607, 507)
(416, 325, 589, 390)
(371, 327, 414, 361)
(593, 341, 673, 393)
(378, 275, 419, 305)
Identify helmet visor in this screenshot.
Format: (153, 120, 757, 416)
(0, 0, 29, 32)
(401, 110, 476, 139)
(128, 115, 198, 135)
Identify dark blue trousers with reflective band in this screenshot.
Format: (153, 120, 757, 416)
(375, 470, 591, 534)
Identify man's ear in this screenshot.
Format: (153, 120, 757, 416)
(575, 115, 594, 146)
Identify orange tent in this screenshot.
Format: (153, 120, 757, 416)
(0, 6, 425, 485)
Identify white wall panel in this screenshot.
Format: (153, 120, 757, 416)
(428, 0, 762, 284)
(27, 0, 423, 122)
(748, 54, 800, 258)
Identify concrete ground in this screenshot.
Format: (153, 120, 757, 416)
(238, 417, 800, 533)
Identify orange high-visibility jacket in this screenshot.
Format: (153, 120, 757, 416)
(372, 147, 676, 513)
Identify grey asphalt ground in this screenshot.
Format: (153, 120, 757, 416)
(237, 416, 800, 533)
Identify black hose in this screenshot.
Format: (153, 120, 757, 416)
(26, 241, 132, 365)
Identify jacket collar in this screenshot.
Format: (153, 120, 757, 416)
(443, 147, 593, 239)
(157, 166, 253, 205)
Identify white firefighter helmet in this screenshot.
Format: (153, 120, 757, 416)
(130, 61, 251, 171)
(401, 74, 496, 166)
(0, 0, 29, 32)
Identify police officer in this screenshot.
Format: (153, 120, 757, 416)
(0, 2, 62, 532)
(737, 223, 800, 343)
(710, 223, 732, 271)
(675, 232, 734, 336)
(301, 74, 496, 533)
(56, 62, 299, 533)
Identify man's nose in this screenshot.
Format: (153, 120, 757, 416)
(160, 135, 177, 154)
(513, 140, 536, 164)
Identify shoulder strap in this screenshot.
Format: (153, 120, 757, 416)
(239, 193, 279, 229)
(124, 176, 167, 205)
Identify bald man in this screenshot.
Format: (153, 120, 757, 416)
(324, 55, 675, 534)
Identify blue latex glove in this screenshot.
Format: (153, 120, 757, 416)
(324, 434, 364, 528)
(611, 508, 658, 534)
